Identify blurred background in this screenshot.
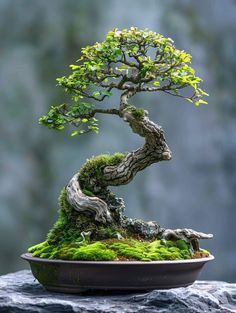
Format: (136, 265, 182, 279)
(0, 0, 236, 281)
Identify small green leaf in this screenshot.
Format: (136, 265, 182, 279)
(195, 99, 208, 106)
(92, 91, 100, 97)
(70, 64, 79, 70)
(88, 125, 99, 134)
(56, 125, 65, 130)
(186, 98, 193, 103)
(71, 130, 79, 136)
(197, 88, 209, 97)
(153, 81, 160, 87)
(40, 27, 209, 135)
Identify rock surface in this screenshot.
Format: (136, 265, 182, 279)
(0, 270, 236, 313)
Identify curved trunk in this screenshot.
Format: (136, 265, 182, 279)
(102, 110, 171, 186)
(66, 173, 112, 224)
(66, 110, 171, 224)
(65, 109, 213, 248)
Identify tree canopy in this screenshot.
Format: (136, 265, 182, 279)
(39, 27, 208, 136)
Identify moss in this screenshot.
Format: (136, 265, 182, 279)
(48, 249, 60, 259)
(126, 106, 145, 119)
(72, 242, 116, 261)
(154, 239, 190, 259)
(39, 252, 51, 259)
(42, 152, 129, 245)
(201, 249, 210, 255)
(46, 188, 93, 244)
(148, 240, 162, 251)
(28, 187, 195, 262)
(45, 187, 130, 246)
(110, 241, 147, 260)
(95, 226, 122, 240)
(28, 241, 48, 254)
(79, 153, 125, 192)
(176, 240, 189, 250)
(132, 108, 145, 119)
(35, 188, 194, 261)
(28, 238, 195, 262)
(82, 189, 95, 197)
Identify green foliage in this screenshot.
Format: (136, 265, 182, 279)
(39, 27, 208, 136)
(28, 238, 194, 261)
(39, 103, 99, 135)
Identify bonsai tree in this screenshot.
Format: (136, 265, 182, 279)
(29, 27, 212, 261)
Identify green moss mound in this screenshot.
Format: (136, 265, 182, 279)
(27, 238, 200, 261)
(127, 106, 145, 119)
(79, 152, 125, 192)
(31, 152, 210, 262)
(46, 187, 129, 245)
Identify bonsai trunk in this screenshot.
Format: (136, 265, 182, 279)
(103, 110, 172, 186)
(49, 107, 212, 248)
(66, 109, 171, 225)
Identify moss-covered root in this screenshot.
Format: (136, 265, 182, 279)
(28, 238, 209, 262)
(45, 188, 128, 245)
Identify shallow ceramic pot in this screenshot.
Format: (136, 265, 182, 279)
(21, 253, 214, 293)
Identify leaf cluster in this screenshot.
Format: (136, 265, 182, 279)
(39, 27, 208, 136)
(39, 103, 99, 135)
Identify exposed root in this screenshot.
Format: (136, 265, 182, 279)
(159, 228, 213, 252)
(66, 173, 112, 224)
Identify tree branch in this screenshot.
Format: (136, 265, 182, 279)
(91, 108, 120, 116)
(120, 89, 137, 110)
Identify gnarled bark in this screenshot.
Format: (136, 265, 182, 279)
(65, 108, 213, 249)
(66, 173, 112, 224)
(103, 110, 171, 186)
(66, 109, 171, 225)
(159, 228, 213, 252)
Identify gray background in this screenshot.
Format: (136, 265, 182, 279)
(0, 0, 235, 281)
